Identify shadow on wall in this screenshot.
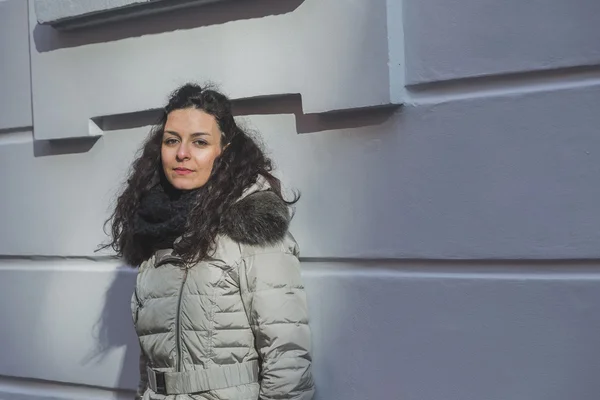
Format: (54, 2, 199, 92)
(94, 94, 400, 135)
(34, 95, 399, 157)
(81, 266, 139, 391)
(33, 0, 305, 52)
(231, 95, 400, 135)
(33, 137, 100, 157)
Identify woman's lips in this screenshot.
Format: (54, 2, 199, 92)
(174, 168, 193, 175)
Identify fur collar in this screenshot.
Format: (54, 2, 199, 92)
(220, 190, 291, 246)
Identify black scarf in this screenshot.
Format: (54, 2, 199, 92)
(132, 182, 199, 252)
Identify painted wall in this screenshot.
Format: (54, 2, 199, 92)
(1, 0, 599, 399)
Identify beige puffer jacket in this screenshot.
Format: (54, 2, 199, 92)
(131, 179, 314, 400)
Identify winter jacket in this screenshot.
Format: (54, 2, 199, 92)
(131, 179, 315, 400)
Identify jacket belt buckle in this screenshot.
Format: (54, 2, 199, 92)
(154, 371, 166, 395)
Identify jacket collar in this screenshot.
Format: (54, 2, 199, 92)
(156, 176, 290, 267)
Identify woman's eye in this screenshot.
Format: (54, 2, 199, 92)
(164, 138, 178, 145)
(194, 140, 208, 146)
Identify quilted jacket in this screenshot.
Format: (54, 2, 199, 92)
(131, 179, 314, 400)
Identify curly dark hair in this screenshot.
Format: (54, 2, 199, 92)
(101, 83, 297, 266)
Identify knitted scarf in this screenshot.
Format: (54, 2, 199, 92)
(132, 182, 199, 252)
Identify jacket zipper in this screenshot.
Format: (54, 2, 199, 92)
(175, 267, 188, 372)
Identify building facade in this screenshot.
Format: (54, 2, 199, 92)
(1, 0, 600, 399)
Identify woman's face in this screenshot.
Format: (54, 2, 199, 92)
(161, 108, 223, 190)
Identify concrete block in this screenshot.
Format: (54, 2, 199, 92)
(1, 260, 600, 400)
(2, 85, 600, 259)
(0, 0, 33, 130)
(29, 0, 402, 140)
(0, 261, 138, 390)
(403, 0, 600, 84)
(305, 261, 600, 400)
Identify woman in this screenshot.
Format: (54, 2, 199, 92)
(103, 83, 315, 400)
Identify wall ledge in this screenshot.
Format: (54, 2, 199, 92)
(34, 0, 229, 30)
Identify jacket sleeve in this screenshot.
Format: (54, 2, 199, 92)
(134, 350, 149, 400)
(238, 247, 315, 400)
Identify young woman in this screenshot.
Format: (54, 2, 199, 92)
(103, 83, 314, 400)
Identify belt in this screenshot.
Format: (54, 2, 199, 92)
(147, 361, 259, 395)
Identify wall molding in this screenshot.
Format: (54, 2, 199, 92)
(0, 374, 133, 400)
(34, 0, 230, 30)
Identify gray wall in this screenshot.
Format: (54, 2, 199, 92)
(1, 0, 599, 399)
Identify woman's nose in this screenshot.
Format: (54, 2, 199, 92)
(176, 143, 190, 160)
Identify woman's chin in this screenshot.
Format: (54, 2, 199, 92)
(167, 176, 206, 191)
